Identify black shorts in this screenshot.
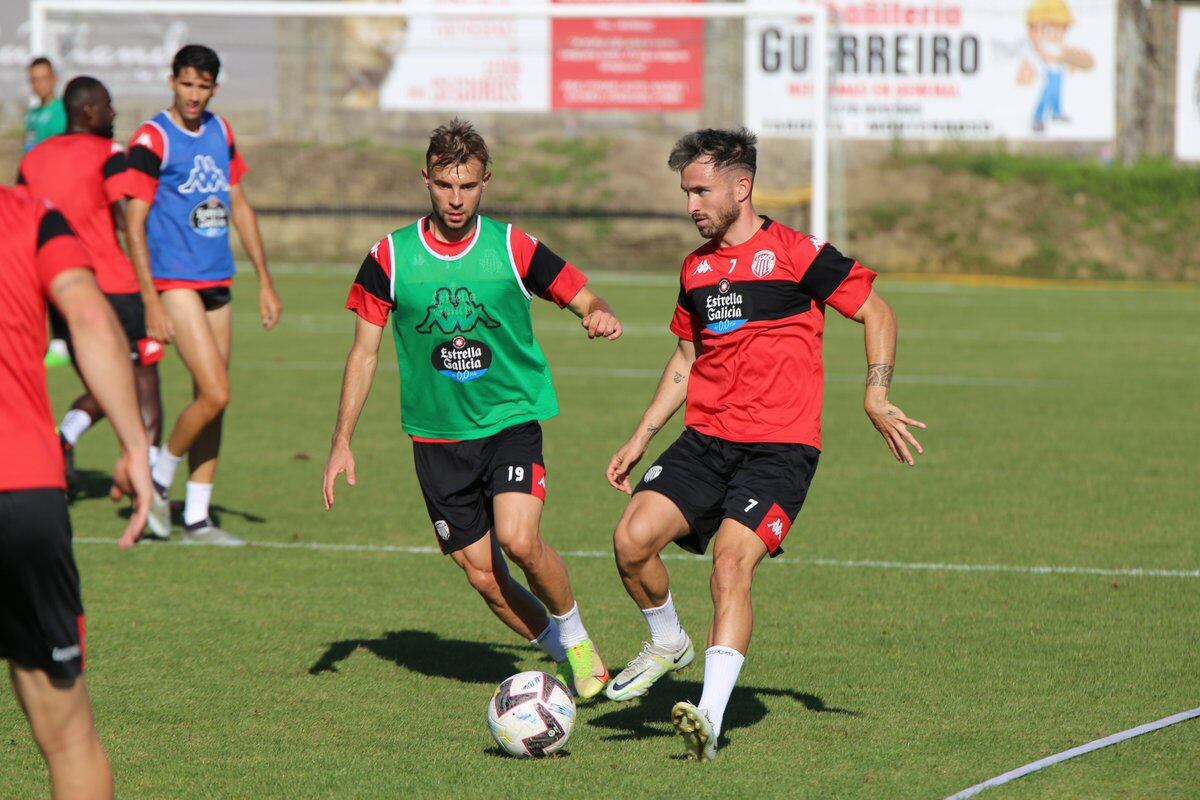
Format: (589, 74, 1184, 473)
(632, 428, 820, 557)
(63, 292, 162, 367)
(412, 421, 547, 554)
(0, 489, 85, 678)
(197, 286, 232, 312)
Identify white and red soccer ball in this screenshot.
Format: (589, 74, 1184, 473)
(487, 671, 575, 758)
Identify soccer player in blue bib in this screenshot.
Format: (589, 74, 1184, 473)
(125, 45, 283, 544)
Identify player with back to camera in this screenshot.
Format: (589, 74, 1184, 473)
(0, 182, 152, 799)
(323, 119, 621, 700)
(18, 76, 165, 496)
(124, 44, 283, 545)
(604, 128, 927, 761)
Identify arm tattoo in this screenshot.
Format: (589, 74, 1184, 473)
(645, 424, 661, 439)
(866, 363, 893, 388)
(672, 371, 685, 384)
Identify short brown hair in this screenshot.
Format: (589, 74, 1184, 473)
(426, 118, 490, 170)
(668, 128, 757, 175)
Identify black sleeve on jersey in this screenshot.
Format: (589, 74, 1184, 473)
(229, 141, 239, 162)
(37, 210, 75, 249)
(676, 282, 692, 313)
(522, 241, 568, 298)
(16, 169, 26, 185)
(126, 145, 161, 178)
(102, 151, 127, 179)
(799, 243, 855, 302)
(353, 253, 391, 302)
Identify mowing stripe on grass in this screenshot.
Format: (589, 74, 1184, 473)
(945, 705, 1200, 799)
(72, 537, 1200, 579)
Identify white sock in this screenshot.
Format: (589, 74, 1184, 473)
(59, 409, 92, 446)
(183, 481, 213, 526)
(151, 449, 182, 492)
(149, 445, 159, 467)
(642, 592, 685, 648)
(550, 604, 589, 649)
(697, 646, 745, 738)
(530, 620, 567, 662)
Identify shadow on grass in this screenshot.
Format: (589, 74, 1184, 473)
(68, 469, 266, 526)
(587, 677, 858, 744)
(308, 629, 526, 683)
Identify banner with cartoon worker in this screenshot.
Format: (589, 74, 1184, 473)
(1018, 0, 1095, 133)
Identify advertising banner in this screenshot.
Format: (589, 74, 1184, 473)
(744, 0, 1117, 140)
(1176, 7, 1200, 161)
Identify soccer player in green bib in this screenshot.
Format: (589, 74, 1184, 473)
(322, 120, 622, 699)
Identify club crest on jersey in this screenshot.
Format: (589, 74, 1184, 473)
(188, 196, 229, 238)
(700, 278, 749, 334)
(431, 335, 492, 383)
(416, 287, 501, 335)
(178, 155, 231, 194)
(751, 250, 777, 278)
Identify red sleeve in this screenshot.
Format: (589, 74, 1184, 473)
(668, 267, 695, 339)
(34, 203, 91, 292)
(125, 123, 165, 202)
(101, 142, 128, 205)
(509, 226, 587, 308)
(825, 262, 877, 317)
(345, 236, 394, 327)
(217, 116, 247, 185)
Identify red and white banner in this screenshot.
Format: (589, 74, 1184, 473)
(551, 0, 704, 110)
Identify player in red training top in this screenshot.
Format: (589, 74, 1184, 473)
(19, 76, 164, 495)
(603, 129, 927, 761)
(0, 185, 152, 799)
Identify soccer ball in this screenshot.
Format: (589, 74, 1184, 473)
(486, 671, 575, 758)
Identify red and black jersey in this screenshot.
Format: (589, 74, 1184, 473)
(0, 187, 92, 491)
(346, 216, 588, 328)
(18, 133, 137, 295)
(671, 217, 876, 450)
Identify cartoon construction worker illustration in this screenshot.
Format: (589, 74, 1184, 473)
(1018, 0, 1095, 133)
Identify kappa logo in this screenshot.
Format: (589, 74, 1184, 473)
(133, 131, 154, 149)
(751, 250, 777, 278)
(693, 259, 713, 275)
(51, 644, 81, 663)
(806, 234, 827, 252)
(767, 518, 784, 540)
(435, 520, 451, 541)
(644, 465, 663, 482)
(179, 155, 231, 194)
(415, 287, 501, 335)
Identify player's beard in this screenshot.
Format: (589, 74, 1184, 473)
(431, 204, 476, 233)
(695, 201, 740, 240)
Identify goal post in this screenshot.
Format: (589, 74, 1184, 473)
(28, 0, 835, 239)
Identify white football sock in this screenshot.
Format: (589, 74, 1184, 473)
(642, 592, 686, 648)
(697, 646, 745, 738)
(183, 481, 213, 526)
(530, 619, 567, 662)
(149, 445, 160, 467)
(550, 604, 589, 649)
(59, 409, 92, 446)
(151, 449, 182, 492)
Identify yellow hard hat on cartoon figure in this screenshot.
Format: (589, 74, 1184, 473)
(1026, 0, 1073, 26)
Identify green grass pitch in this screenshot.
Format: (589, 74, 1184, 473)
(4, 266, 1198, 798)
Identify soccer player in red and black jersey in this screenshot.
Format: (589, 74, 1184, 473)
(603, 129, 927, 760)
(19, 76, 165, 494)
(0, 186, 152, 798)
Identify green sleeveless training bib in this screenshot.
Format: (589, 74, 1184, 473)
(387, 216, 558, 439)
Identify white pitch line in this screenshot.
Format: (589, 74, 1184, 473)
(946, 706, 1200, 799)
(71, 537, 1200, 579)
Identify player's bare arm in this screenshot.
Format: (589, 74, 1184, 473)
(50, 267, 152, 546)
(607, 337, 696, 493)
(323, 316, 385, 509)
(852, 289, 927, 466)
(229, 183, 282, 331)
(565, 286, 622, 340)
(125, 197, 173, 343)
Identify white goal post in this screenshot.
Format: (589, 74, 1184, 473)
(29, 0, 832, 239)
